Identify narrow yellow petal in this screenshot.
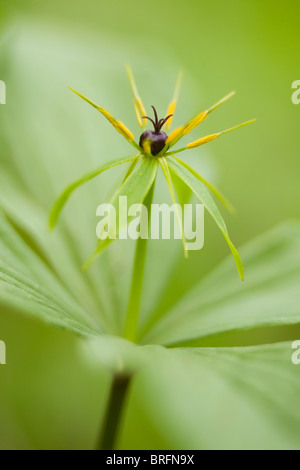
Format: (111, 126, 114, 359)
(69, 87, 134, 142)
(183, 111, 208, 135)
(134, 100, 143, 127)
(126, 64, 147, 127)
(165, 71, 183, 130)
(136, 97, 147, 119)
(187, 119, 256, 149)
(166, 100, 176, 119)
(182, 92, 235, 136)
(187, 133, 219, 149)
(115, 122, 135, 141)
(166, 126, 185, 146)
(166, 91, 235, 148)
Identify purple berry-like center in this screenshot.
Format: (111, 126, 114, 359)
(139, 106, 173, 156)
(139, 130, 168, 156)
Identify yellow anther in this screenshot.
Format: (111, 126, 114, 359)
(126, 64, 147, 127)
(115, 122, 135, 142)
(166, 126, 185, 146)
(136, 97, 147, 119)
(69, 88, 134, 142)
(166, 100, 176, 119)
(187, 119, 256, 149)
(167, 91, 235, 147)
(187, 134, 219, 149)
(165, 71, 183, 130)
(183, 111, 208, 135)
(134, 100, 143, 127)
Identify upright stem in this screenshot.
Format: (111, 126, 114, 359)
(97, 372, 131, 450)
(123, 184, 155, 342)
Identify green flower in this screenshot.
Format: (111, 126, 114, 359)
(49, 65, 255, 281)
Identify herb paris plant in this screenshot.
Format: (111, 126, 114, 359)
(1, 27, 300, 451)
(49, 66, 255, 344)
(50, 66, 255, 275)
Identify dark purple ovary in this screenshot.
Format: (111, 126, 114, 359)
(139, 106, 173, 156)
(139, 130, 168, 156)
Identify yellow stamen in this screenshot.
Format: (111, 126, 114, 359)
(69, 88, 134, 142)
(165, 126, 185, 146)
(126, 64, 147, 127)
(187, 119, 256, 149)
(187, 134, 219, 149)
(134, 100, 143, 127)
(136, 97, 147, 120)
(167, 91, 236, 148)
(166, 100, 176, 118)
(116, 122, 135, 141)
(183, 111, 208, 135)
(165, 71, 183, 131)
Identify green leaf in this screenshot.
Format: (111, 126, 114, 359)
(167, 156, 244, 280)
(0, 174, 117, 331)
(0, 24, 177, 336)
(172, 155, 236, 214)
(85, 156, 159, 268)
(143, 222, 300, 346)
(159, 157, 188, 257)
(1, 22, 300, 451)
(122, 342, 300, 450)
(83, 339, 300, 449)
(0, 210, 101, 337)
(49, 154, 139, 229)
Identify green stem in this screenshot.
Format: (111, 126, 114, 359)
(123, 183, 155, 342)
(97, 372, 131, 450)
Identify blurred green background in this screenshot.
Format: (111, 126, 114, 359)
(0, 0, 299, 449)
